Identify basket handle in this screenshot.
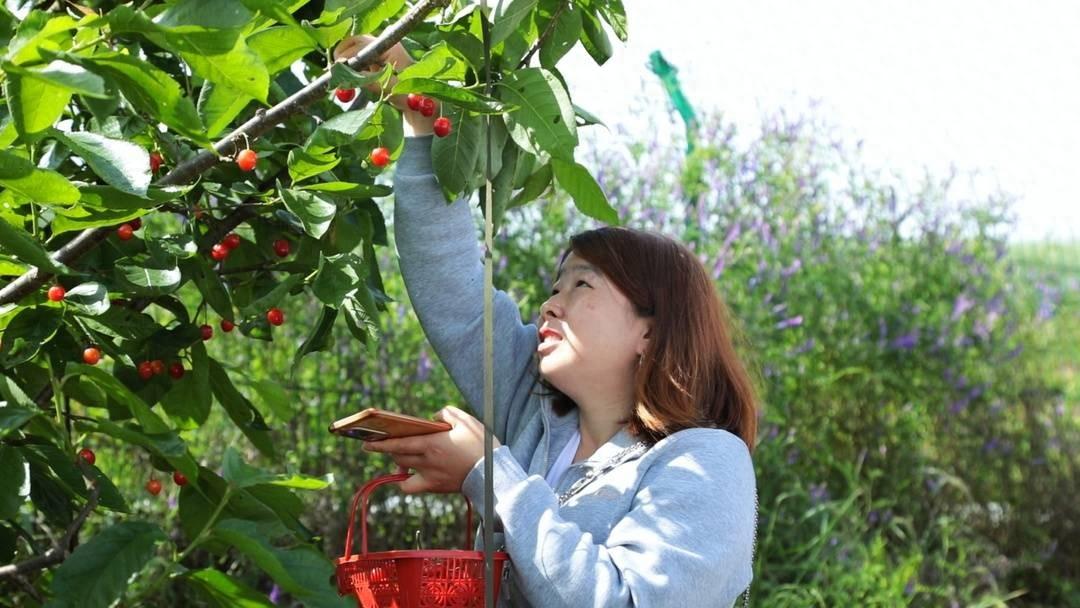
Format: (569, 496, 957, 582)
(344, 469, 475, 559)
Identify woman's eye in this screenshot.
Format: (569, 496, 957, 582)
(576, 280, 590, 288)
(550, 289, 560, 296)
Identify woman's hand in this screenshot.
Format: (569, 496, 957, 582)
(361, 406, 501, 494)
(333, 35, 436, 135)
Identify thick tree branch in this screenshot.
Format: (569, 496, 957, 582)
(0, 0, 450, 307)
(0, 473, 100, 579)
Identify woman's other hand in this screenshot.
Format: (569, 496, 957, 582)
(361, 406, 501, 494)
(333, 35, 435, 135)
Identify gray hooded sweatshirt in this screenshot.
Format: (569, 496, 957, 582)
(394, 136, 756, 607)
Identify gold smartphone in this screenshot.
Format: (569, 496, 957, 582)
(328, 408, 451, 441)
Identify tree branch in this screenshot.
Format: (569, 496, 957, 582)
(519, 1, 568, 68)
(0, 472, 100, 579)
(0, 0, 451, 307)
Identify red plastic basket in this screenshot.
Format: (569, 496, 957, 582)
(336, 471, 509, 608)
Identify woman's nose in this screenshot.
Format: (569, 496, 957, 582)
(540, 297, 561, 320)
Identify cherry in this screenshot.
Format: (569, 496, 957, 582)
(335, 88, 356, 103)
(407, 93, 423, 111)
(220, 319, 235, 332)
(419, 96, 436, 117)
(168, 362, 184, 379)
(129, 217, 142, 230)
(370, 147, 390, 168)
(266, 307, 285, 326)
(83, 346, 101, 366)
(150, 151, 163, 174)
(200, 324, 214, 341)
(272, 239, 290, 258)
(150, 359, 165, 376)
(137, 361, 154, 380)
(47, 285, 66, 302)
(146, 478, 162, 496)
(117, 223, 134, 240)
(78, 447, 95, 466)
(236, 149, 257, 172)
(222, 233, 241, 250)
(211, 243, 229, 262)
(173, 471, 188, 486)
(433, 116, 452, 138)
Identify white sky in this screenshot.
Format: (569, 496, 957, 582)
(559, 0, 1080, 242)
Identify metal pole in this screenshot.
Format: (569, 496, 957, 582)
(479, 1, 496, 606)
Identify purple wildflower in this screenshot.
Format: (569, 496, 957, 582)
(776, 315, 803, 330)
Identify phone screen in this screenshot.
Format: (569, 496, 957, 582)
(336, 427, 389, 441)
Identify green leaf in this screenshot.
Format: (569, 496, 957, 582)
(491, 0, 539, 47)
(391, 78, 508, 114)
(305, 105, 376, 149)
(432, 106, 482, 198)
(249, 24, 318, 75)
(0, 446, 29, 519)
(160, 341, 211, 429)
(65, 281, 109, 316)
(498, 68, 577, 161)
(184, 256, 234, 320)
(65, 363, 171, 434)
(186, 569, 276, 608)
(355, 0, 404, 33)
(327, 62, 391, 90)
(395, 42, 467, 81)
(298, 181, 391, 198)
(80, 419, 197, 481)
(280, 186, 337, 239)
(47, 521, 166, 608)
(223, 447, 331, 490)
(300, 17, 351, 49)
(312, 253, 364, 308)
(80, 307, 160, 341)
(208, 359, 275, 458)
(0, 403, 39, 437)
(539, 3, 582, 68)
(509, 161, 552, 208)
(53, 131, 151, 197)
(248, 378, 293, 421)
(0, 148, 81, 205)
(0, 307, 62, 368)
(287, 147, 340, 183)
(5, 71, 71, 137)
(241, 274, 303, 319)
(155, 0, 254, 29)
(77, 52, 208, 144)
(290, 305, 337, 373)
(580, 8, 613, 65)
(147, 232, 199, 260)
(20, 443, 129, 513)
(114, 259, 183, 296)
(165, 31, 270, 103)
(595, 0, 628, 41)
(9, 59, 108, 98)
(211, 519, 350, 608)
(551, 158, 618, 223)
(197, 80, 251, 139)
(0, 216, 72, 274)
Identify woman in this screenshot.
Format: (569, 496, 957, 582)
(337, 38, 759, 608)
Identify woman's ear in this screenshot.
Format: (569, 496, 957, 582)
(636, 325, 651, 356)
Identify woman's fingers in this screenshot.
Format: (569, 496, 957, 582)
(362, 436, 427, 455)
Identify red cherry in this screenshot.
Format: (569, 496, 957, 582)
(150, 359, 165, 376)
(129, 217, 142, 230)
(117, 223, 134, 240)
(211, 243, 229, 262)
(266, 307, 284, 326)
(47, 285, 66, 302)
(220, 319, 235, 332)
(146, 478, 162, 496)
(419, 96, 436, 117)
(83, 347, 101, 366)
(168, 362, 184, 379)
(78, 448, 96, 466)
(236, 149, 257, 172)
(200, 324, 213, 340)
(272, 239, 290, 258)
(335, 88, 356, 103)
(433, 116, 452, 138)
(137, 361, 154, 380)
(150, 151, 163, 174)
(173, 471, 188, 486)
(222, 233, 241, 250)
(406, 93, 423, 111)
(370, 147, 390, 168)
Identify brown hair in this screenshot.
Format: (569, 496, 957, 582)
(539, 227, 759, 451)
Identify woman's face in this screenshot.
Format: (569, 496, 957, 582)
(537, 252, 650, 393)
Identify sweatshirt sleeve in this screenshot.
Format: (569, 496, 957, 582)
(392, 136, 541, 442)
(461, 431, 757, 607)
